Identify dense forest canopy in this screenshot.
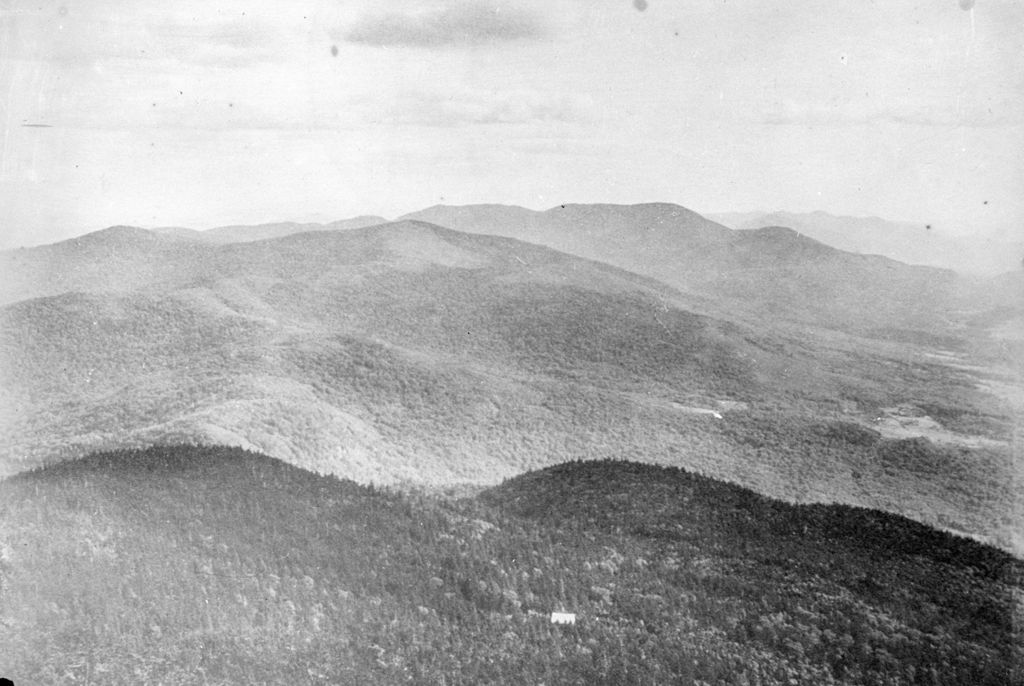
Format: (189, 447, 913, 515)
(0, 446, 1019, 685)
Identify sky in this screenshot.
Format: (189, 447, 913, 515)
(1, 0, 1022, 248)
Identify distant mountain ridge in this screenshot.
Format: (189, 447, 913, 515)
(399, 202, 973, 336)
(710, 209, 1024, 275)
(196, 215, 389, 243)
(6, 203, 994, 334)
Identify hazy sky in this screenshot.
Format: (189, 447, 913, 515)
(1, 0, 1021, 247)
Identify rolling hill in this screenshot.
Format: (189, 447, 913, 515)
(1, 221, 1019, 554)
(0, 446, 1018, 684)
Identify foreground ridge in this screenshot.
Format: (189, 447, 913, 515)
(0, 445, 1019, 685)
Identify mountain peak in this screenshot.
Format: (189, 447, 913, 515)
(731, 224, 846, 262)
(544, 201, 696, 218)
(62, 225, 171, 249)
(89, 224, 156, 238)
(201, 215, 390, 244)
(417, 202, 529, 212)
(546, 201, 688, 213)
(747, 225, 810, 241)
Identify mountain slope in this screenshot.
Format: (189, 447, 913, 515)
(0, 222, 773, 484)
(0, 446, 1018, 685)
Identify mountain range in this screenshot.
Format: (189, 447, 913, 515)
(154, 215, 389, 244)
(2, 200, 1023, 683)
(1, 206, 1020, 555)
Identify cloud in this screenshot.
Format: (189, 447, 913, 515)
(761, 98, 1023, 129)
(343, 2, 546, 48)
(377, 89, 592, 127)
(154, 20, 283, 66)
(2, 5, 285, 67)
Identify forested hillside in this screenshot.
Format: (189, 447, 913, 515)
(0, 446, 1018, 685)
(1, 222, 1018, 552)
(1, 220, 1018, 553)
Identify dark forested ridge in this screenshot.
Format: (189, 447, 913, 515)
(0, 445, 1019, 685)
